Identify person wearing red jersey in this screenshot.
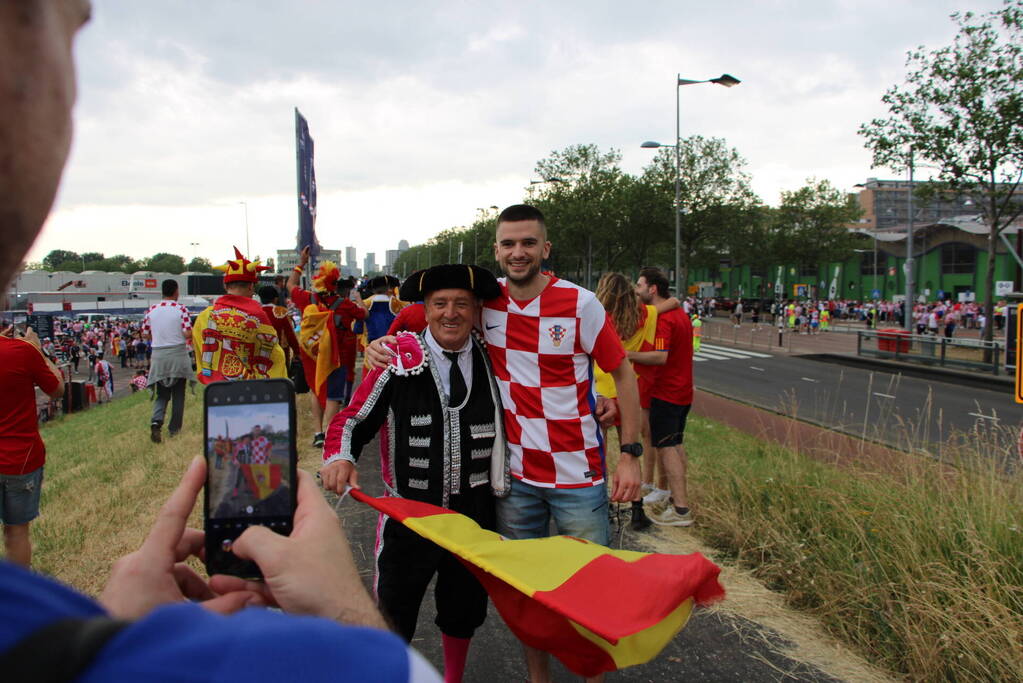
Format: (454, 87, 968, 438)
(0, 325, 65, 567)
(295, 260, 368, 443)
(192, 248, 287, 385)
(629, 267, 695, 527)
(366, 204, 642, 683)
(258, 285, 301, 367)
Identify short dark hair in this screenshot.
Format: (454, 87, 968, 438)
(498, 204, 546, 230)
(639, 267, 670, 299)
(257, 285, 279, 304)
(161, 279, 178, 297)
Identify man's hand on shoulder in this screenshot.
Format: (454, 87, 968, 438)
(365, 335, 397, 369)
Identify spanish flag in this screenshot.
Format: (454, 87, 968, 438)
(350, 490, 724, 677)
(241, 463, 282, 501)
(298, 305, 341, 401)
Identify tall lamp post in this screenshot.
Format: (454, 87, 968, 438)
(641, 73, 740, 297)
(904, 150, 915, 332)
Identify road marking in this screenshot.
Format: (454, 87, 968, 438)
(701, 343, 773, 358)
(695, 351, 734, 360)
(801, 377, 819, 383)
(873, 392, 896, 399)
(693, 356, 708, 362)
(969, 412, 1000, 422)
(749, 366, 765, 372)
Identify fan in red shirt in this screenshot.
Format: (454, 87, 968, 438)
(288, 251, 367, 446)
(628, 267, 695, 528)
(0, 325, 65, 567)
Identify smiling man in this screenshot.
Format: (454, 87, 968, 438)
(321, 264, 508, 683)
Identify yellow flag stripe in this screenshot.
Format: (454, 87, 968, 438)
(569, 598, 694, 668)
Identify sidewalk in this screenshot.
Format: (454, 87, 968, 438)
(700, 316, 1013, 389)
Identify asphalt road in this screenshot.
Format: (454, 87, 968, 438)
(326, 437, 842, 682)
(693, 342, 1021, 455)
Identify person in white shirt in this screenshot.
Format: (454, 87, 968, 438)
(142, 280, 194, 442)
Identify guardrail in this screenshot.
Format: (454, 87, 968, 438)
(857, 329, 1004, 375)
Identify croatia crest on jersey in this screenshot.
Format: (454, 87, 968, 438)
(548, 324, 567, 347)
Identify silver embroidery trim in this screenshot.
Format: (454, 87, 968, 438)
(449, 404, 462, 496)
(470, 422, 496, 439)
(408, 478, 429, 490)
(339, 368, 393, 467)
(386, 406, 398, 492)
(409, 456, 430, 469)
(469, 471, 489, 487)
(408, 435, 430, 448)
(470, 447, 490, 461)
(410, 414, 432, 427)
(425, 345, 453, 508)
(479, 337, 511, 498)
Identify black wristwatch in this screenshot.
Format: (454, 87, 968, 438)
(620, 442, 643, 458)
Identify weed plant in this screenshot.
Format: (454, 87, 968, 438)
(684, 416, 1023, 681)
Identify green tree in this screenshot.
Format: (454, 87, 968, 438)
(771, 178, 863, 271)
(145, 253, 187, 274)
(859, 0, 1023, 342)
(186, 257, 213, 273)
(42, 250, 81, 271)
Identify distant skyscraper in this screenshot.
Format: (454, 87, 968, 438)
(398, 239, 410, 253)
(364, 252, 377, 275)
(345, 246, 357, 268)
(385, 249, 400, 274)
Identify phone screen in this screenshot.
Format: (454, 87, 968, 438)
(204, 379, 297, 578)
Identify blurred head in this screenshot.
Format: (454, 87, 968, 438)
(0, 0, 91, 292)
(494, 204, 550, 285)
(257, 285, 279, 305)
(636, 267, 670, 303)
(162, 279, 179, 299)
(225, 281, 256, 298)
(595, 272, 640, 340)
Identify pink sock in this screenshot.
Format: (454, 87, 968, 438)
(442, 634, 471, 683)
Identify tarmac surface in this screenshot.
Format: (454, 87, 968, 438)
(325, 439, 844, 682)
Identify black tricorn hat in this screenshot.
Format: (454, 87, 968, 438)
(399, 264, 501, 302)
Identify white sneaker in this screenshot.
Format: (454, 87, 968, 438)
(651, 506, 694, 527)
(642, 488, 670, 506)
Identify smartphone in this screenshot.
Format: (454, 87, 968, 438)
(203, 378, 297, 578)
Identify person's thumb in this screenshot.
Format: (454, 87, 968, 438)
(230, 525, 289, 570)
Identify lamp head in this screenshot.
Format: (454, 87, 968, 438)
(640, 141, 663, 149)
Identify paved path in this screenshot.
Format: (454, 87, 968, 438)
(325, 435, 844, 682)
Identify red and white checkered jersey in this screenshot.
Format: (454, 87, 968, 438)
(250, 436, 272, 464)
(143, 300, 192, 348)
(482, 277, 626, 489)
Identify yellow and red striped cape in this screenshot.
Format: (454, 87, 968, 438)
(350, 490, 724, 677)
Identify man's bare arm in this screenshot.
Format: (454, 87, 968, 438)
(627, 350, 668, 366)
(286, 246, 311, 292)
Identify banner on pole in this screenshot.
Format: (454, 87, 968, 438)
(295, 108, 321, 273)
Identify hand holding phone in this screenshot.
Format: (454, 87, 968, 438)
(204, 379, 298, 578)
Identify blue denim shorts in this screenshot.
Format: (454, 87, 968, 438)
(0, 467, 44, 526)
(325, 367, 352, 402)
(496, 477, 609, 546)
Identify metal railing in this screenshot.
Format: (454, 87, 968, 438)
(857, 329, 1004, 375)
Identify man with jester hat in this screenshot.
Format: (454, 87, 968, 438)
(191, 247, 287, 383)
(287, 247, 367, 446)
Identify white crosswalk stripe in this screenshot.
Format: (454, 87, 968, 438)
(694, 343, 774, 362)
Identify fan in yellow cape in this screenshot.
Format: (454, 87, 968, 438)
(594, 303, 658, 398)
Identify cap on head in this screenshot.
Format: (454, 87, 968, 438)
(399, 264, 500, 302)
(214, 246, 270, 284)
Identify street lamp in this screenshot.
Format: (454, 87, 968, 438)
(641, 73, 740, 297)
(239, 202, 250, 256)
(189, 242, 199, 263)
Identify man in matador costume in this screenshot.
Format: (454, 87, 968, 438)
(321, 264, 509, 683)
(192, 247, 287, 383)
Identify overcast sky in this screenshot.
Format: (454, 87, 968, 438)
(29, 0, 1005, 269)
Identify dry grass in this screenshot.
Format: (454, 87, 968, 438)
(679, 416, 1023, 682)
(33, 388, 325, 596)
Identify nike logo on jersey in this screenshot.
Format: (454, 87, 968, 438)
(485, 324, 501, 330)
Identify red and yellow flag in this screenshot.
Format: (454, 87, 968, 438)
(298, 305, 341, 401)
(241, 463, 282, 501)
(350, 490, 724, 677)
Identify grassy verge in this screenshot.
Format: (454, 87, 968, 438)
(681, 415, 1023, 681)
(31, 389, 322, 596)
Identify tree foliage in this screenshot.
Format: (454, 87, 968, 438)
(772, 178, 863, 268)
(859, 0, 1023, 340)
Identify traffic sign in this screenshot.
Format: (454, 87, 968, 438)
(871, 289, 881, 299)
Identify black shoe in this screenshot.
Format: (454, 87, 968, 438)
(150, 423, 162, 444)
(312, 432, 325, 448)
(631, 505, 653, 531)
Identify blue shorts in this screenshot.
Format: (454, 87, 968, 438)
(0, 467, 44, 526)
(325, 367, 352, 402)
(496, 477, 609, 546)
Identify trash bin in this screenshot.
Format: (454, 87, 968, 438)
(877, 328, 909, 353)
